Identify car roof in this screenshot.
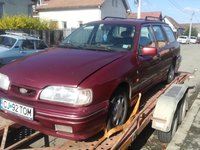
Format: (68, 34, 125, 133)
(0, 33, 39, 40)
(87, 18, 167, 26)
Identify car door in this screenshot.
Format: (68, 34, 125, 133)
(137, 25, 161, 92)
(152, 25, 174, 79)
(20, 39, 36, 55)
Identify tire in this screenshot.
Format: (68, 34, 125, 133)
(166, 64, 175, 83)
(178, 93, 188, 124)
(107, 89, 129, 130)
(157, 111, 178, 143)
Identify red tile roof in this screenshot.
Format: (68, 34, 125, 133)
(128, 11, 162, 19)
(37, 0, 105, 10)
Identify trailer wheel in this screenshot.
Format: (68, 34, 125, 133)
(157, 111, 178, 143)
(178, 93, 188, 124)
(107, 89, 129, 130)
(166, 64, 175, 83)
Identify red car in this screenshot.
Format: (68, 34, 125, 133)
(0, 17, 181, 140)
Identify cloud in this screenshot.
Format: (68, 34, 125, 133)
(142, 1, 148, 6)
(184, 7, 200, 12)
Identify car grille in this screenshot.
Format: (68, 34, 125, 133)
(10, 85, 37, 98)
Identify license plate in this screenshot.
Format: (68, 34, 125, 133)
(0, 98, 34, 120)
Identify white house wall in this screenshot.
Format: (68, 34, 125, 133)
(38, 9, 101, 29)
(165, 18, 177, 32)
(101, 0, 128, 19)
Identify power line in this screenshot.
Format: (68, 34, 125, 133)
(167, 0, 189, 16)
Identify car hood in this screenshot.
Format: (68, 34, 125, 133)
(0, 48, 125, 88)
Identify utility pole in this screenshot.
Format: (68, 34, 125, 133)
(134, 0, 141, 19)
(188, 11, 194, 41)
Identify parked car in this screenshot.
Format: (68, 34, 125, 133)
(197, 38, 200, 44)
(0, 32, 48, 66)
(0, 17, 181, 140)
(177, 36, 190, 44)
(189, 36, 197, 44)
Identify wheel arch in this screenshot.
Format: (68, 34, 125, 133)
(110, 81, 131, 104)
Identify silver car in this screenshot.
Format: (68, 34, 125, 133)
(0, 33, 48, 66)
(177, 36, 190, 44)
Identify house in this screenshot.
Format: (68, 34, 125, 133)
(0, 0, 33, 18)
(128, 11, 182, 37)
(128, 11, 162, 20)
(164, 16, 183, 37)
(35, 0, 130, 30)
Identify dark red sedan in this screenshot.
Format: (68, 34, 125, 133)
(0, 18, 181, 140)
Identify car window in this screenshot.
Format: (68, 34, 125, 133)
(152, 25, 167, 48)
(36, 40, 48, 49)
(0, 36, 16, 48)
(61, 23, 135, 52)
(163, 26, 176, 43)
(94, 24, 135, 50)
(64, 25, 94, 45)
(21, 40, 34, 50)
(139, 26, 156, 49)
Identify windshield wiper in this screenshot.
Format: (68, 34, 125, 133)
(59, 42, 115, 52)
(59, 43, 81, 49)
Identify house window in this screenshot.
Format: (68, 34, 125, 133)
(0, 2, 4, 18)
(63, 21, 67, 29)
(112, 0, 114, 7)
(112, 0, 118, 7)
(28, 4, 33, 17)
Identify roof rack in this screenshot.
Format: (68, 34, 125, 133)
(5, 31, 39, 39)
(145, 16, 164, 21)
(103, 16, 126, 20)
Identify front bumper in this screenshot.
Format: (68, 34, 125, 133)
(0, 94, 109, 140)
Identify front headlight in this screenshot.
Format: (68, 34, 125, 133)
(40, 86, 92, 106)
(0, 73, 10, 90)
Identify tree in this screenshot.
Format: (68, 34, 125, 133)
(183, 27, 198, 37)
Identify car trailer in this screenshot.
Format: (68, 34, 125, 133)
(0, 72, 195, 150)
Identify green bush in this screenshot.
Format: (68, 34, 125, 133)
(0, 16, 58, 30)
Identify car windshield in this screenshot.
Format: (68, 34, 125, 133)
(179, 36, 187, 39)
(60, 23, 135, 52)
(0, 36, 17, 48)
(190, 36, 196, 39)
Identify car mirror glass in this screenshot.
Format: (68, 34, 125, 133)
(141, 47, 157, 57)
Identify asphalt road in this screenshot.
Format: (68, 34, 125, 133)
(130, 44, 200, 150)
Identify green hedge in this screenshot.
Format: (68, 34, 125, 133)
(0, 16, 58, 30)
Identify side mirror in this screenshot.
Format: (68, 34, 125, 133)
(141, 47, 157, 57)
(14, 45, 20, 49)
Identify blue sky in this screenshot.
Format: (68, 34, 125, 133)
(128, 0, 200, 23)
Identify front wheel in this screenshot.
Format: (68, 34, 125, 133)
(166, 64, 175, 83)
(107, 89, 129, 130)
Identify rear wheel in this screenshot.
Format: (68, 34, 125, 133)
(107, 89, 129, 130)
(157, 111, 178, 143)
(166, 64, 175, 83)
(178, 93, 188, 124)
